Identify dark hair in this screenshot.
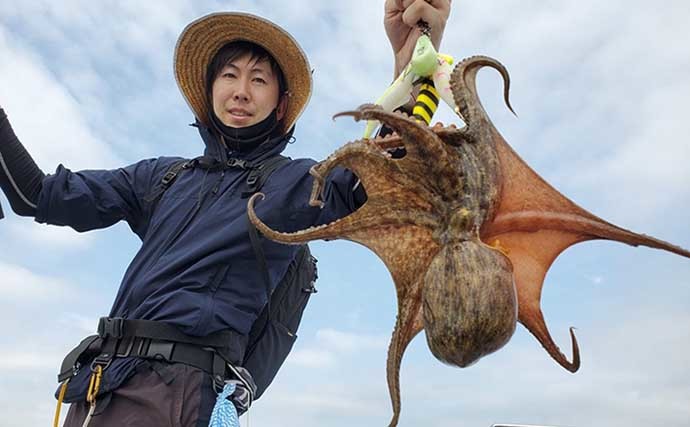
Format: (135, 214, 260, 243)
(205, 40, 287, 100)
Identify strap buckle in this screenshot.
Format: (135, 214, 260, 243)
(115, 336, 135, 358)
(89, 353, 113, 372)
(245, 172, 259, 187)
(97, 317, 124, 339)
(161, 170, 178, 186)
(146, 340, 175, 361)
(226, 158, 249, 169)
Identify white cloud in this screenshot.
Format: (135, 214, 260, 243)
(0, 27, 122, 171)
(587, 275, 604, 285)
(315, 328, 389, 353)
(288, 328, 389, 369)
(0, 261, 70, 301)
(275, 391, 382, 415)
(6, 218, 94, 250)
(0, 351, 65, 371)
(288, 347, 337, 368)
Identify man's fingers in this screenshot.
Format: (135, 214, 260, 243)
(401, 1, 429, 27)
(401, 0, 450, 28)
(424, 0, 452, 11)
(384, 0, 405, 15)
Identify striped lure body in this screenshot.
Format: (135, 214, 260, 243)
(412, 78, 440, 125)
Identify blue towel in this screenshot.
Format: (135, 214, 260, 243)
(209, 382, 239, 427)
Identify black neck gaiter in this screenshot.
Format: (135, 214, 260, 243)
(209, 108, 280, 153)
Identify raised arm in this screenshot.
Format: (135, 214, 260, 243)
(0, 107, 46, 218)
(0, 107, 173, 237)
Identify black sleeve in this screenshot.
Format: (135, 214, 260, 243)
(0, 108, 46, 218)
(376, 106, 409, 160)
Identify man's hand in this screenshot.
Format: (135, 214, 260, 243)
(384, 0, 452, 78)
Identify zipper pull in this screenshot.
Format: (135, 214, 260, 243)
(212, 171, 225, 195)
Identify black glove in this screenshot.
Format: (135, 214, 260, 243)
(225, 365, 257, 416)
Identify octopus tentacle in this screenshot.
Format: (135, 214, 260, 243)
(520, 306, 581, 372)
(308, 141, 392, 207)
(338, 108, 449, 159)
(433, 125, 476, 147)
(386, 286, 425, 427)
(307, 141, 435, 210)
(450, 55, 515, 130)
(337, 108, 464, 199)
(340, 108, 462, 204)
(247, 193, 438, 244)
(346, 122, 472, 152)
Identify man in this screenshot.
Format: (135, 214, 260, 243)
(0, 1, 451, 425)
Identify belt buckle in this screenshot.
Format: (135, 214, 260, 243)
(97, 317, 124, 339)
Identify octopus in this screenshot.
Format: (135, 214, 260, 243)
(247, 55, 690, 426)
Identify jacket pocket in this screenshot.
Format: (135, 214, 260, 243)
(190, 264, 231, 335)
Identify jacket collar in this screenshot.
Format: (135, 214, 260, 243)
(196, 120, 293, 163)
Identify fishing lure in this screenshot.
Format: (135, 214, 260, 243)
(363, 24, 459, 137)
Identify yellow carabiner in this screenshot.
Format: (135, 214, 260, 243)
(86, 365, 103, 403)
(53, 378, 70, 427)
(81, 365, 104, 427)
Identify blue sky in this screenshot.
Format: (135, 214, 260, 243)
(1, 1, 689, 426)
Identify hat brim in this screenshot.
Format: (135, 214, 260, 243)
(174, 12, 312, 134)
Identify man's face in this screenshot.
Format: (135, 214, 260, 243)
(211, 53, 286, 128)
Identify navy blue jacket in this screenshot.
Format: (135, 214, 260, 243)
(38, 124, 363, 400)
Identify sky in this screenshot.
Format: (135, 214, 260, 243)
(1, 1, 689, 426)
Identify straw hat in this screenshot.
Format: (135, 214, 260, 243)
(174, 12, 312, 134)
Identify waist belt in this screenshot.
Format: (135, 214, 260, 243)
(58, 317, 254, 397)
(93, 336, 222, 375)
(96, 317, 238, 348)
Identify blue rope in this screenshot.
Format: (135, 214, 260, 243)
(208, 382, 240, 427)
